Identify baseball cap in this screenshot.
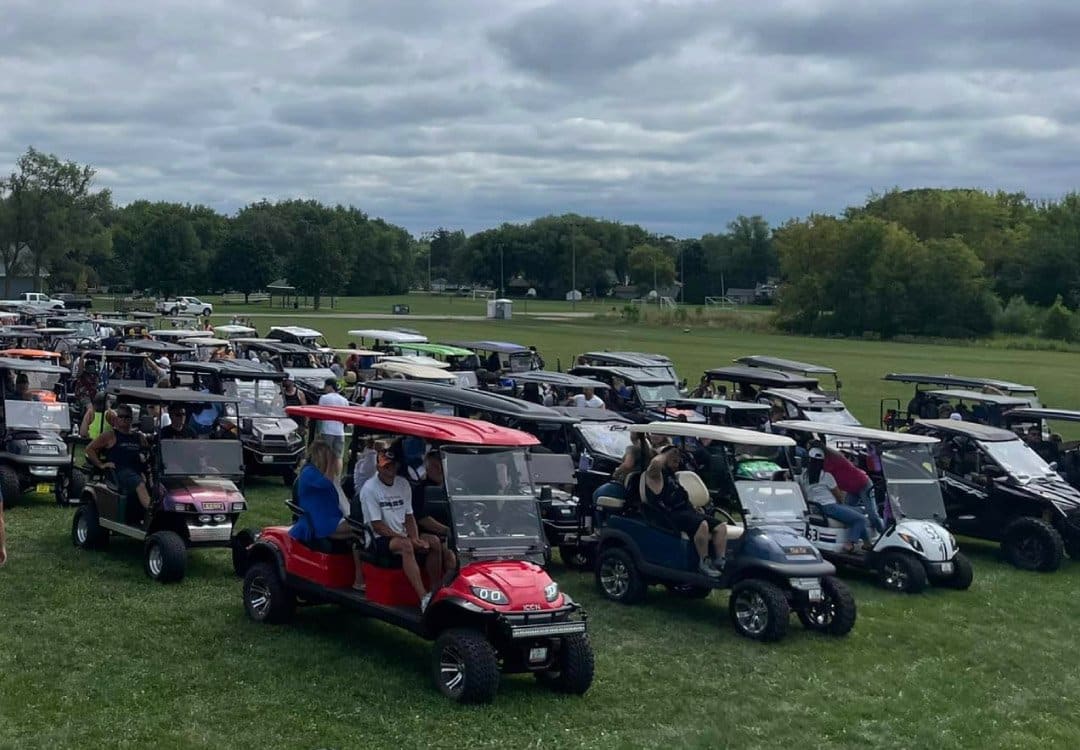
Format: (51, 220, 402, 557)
(156, 356, 170, 368)
(324, 377, 339, 390)
(808, 447, 825, 460)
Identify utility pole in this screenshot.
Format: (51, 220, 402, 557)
(571, 230, 577, 312)
(499, 244, 504, 297)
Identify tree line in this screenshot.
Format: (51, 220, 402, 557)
(2, 146, 1079, 337)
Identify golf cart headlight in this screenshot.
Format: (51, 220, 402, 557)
(232, 502, 245, 512)
(898, 532, 924, 552)
(544, 582, 559, 602)
(470, 586, 508, 605)
(174, 503, 191, 512)
(948, 532, 957, 549)
(198, 514, 211, 523)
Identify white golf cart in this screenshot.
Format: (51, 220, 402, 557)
(773, 420, 973, 593)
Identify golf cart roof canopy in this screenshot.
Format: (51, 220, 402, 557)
(667, 397, 771, 412)
(183, 337, 230, 347)
(108, 386, 239, 405)
(121, 339, 195, 354)
(269, 325, 324, 338)
(773, 420, 939, 444)
(924, 389, 1032, 406)
(377, 354, 452, 369)
(371, 361, 458, 382)
(883, 372, 1038, 393)
(398, 342, 476, 357)
(579, 351, 674, 367)
(0, 356, 70, 374)
(149, 329, 203, 340)
(213, 324, 257, 336)
(550, 406, 632, 423)
(97, 319, 141, 328)
(348, 329, 428, 344)
(914, 419, 1018, 442)
(510, 371, 610, 389)
(171, 360, 285, 380)
(629, 421, 796, 447)
(285, 405, 540, 446)
(35, 327, 76, 336)
(80, 350, 147, 360)
(240, 340, 313, 354)
(568, 365, 672, 384)
(0, 348, 60, 359)
(446, 340, 529, 353)
(705, 365, 820, 389)
(365, 379, 578, 423)
(734, 355, 837, 376)
(1004, 407, 1080, 423)
(760, 388, 845, 407)
(129, 311, 160, 320)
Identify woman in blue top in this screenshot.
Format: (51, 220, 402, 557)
(289, 440, 365, 591)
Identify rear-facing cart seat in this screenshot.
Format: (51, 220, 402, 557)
(675, 471, 744, 542)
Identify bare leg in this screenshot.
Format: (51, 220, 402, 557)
(136, 482, 151, 509)
(390, 538, 426, 599)
(711, 525, 728, 561)
(442, 547, 457, 573)
(330, 521, 364, 589)
(0, 501, 6, 566)
(421, 533, 443, 592)
(693, 521, 709, 560)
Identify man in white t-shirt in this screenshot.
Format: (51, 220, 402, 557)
(359, 447, 447, 611)
(798, 443, 870, 552)
(317, 378, 349, 456)
(571, 386, 605, 409)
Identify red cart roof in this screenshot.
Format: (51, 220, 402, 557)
(285, 405, 540, 447)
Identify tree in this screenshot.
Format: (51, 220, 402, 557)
(627, 244, 675, 294)
(216, 212, 281, 303)
(1042, 296, 1075, 341)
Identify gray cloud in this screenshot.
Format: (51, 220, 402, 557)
(2, 0, 1078, 237)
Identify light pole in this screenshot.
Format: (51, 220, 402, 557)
(499, 244, 504, 298)
(571, 229, 577, 312)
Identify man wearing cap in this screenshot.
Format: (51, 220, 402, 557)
(317, 377, 350, 457)
(160, 404, 197, 439)
(799, 441, 871, 552)
(360, 447, 446, 611)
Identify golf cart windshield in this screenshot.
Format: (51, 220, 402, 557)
(226, 379, 286, 418)
(507, 351, 535, 373)
(576, 423, 632, 458)
(980, 440, 1057, 484)
(4, 400, 70, 431)
(67, 320, 97, 337)
(443, 450, 544, 549)
(736, 481, 806, 526)
(880, 445, 947, 521)
(635, 383, 681, 405)
(159, 439, 244, 477)
(802, 407, 860, 426)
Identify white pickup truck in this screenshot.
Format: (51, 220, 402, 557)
(155, 296, 214, 316)
(1, 292, 65, 309)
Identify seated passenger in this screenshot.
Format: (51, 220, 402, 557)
(643, 445, 727, 578)
(360, 446, 446, 611)
(799, 443, 871, 552)
(160, 404, 197, 439)
(411, 451, 457, 569)
(13, 374, 31, 401)
(86, 404, 152, 512)
(288, 440, 364, 591)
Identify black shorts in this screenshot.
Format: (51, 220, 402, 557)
(670, 510, 720, 537)
(115, 468, 145, 494)
(374, 536, 428, 558)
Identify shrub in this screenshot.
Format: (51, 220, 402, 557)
(1041, 295, 1076, 341)
(621, 304, 641, 323)
(997, 296, 1039, 335)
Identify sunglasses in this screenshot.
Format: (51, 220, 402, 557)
(116, 414, 133, 421)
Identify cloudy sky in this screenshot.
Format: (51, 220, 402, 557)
(2, 0, 1077, 236)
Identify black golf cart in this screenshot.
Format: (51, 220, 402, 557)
(573, 351, 681, 386)
(567, 365, 683, 422)
(171, 360, 304, 484)
(1003, 408, 1080, 486)
(734, 355, 842, 397)
(0, 357, 80, 506)
(71, 387, 249, 583)
(880, 372, 1041, 428)
(233, 339, 336, 401)
(907, 418, 1080, 571)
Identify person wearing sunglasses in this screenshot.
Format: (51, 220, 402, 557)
(86, 404, 152, 513)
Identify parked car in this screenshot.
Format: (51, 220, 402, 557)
(155, 297, 213, 317)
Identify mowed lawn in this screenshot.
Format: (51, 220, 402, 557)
(3, 313, 1080, 748)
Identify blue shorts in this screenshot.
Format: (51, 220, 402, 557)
(115, 468, 145, 494)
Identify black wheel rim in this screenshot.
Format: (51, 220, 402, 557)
(1015, 534, 1045, 566)
(734, 590, 769, 635)
(439, 645, 466, 697)
(882, 560, 908, 590)
(599, 558, 629, 598)
(804, 590, 836, 626)
(247, 576, 272, 617)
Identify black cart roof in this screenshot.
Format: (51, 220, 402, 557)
(567, 365, 673, 384)
(109, 386, 239, 405)
(171, 360, 285, 380)
(0, 357, 70, 374)
(1004, 408, 1080, 423)
(705, 365, 819, 389)
(912, 419, 1018, 442)
(883, 372, 1038, 393)
(735, 355, 837, 376)
(510, 371, 610, 389)
(365, 380, 577, 424)
(579, 351, 674, 367)
(121, 339, 195, 354)
(551, 406, 632, 423)
(236, 340, 312, 355)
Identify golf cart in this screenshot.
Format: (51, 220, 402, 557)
(213, 324, 258, 341)
(148, 328, 204, 345)
(705, 366, 860, 428)
(267, 326, 328, 349)
(371, 360, 458, 384)
(397, 343, 482, 387)
(171, 360, 304, 484)
(71, 387, 249, 583)
(574, 351, 681, 386)
(121, 338, 196, 366)
(0, 358, 80, 506)
(505, 371, 612, 410)
(446, 340, 543, 374)
(594, 422, 857, 641)
(735, 355, 842, 397)
(880, 372, 1041, 428)
(1003, 408, 1080, 486)
(704, 365, 819, 402)
(234, 340, 334, 401)
(773, 421, 972, 592)
(348, 328, 428, 352)
(567, 365, 682, 422)
(907, 419, 1080, 571)
(663, 398, 770, 429)
(241, 405, 593, 703)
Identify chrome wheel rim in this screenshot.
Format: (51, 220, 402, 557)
(599, 558, 629, 598)
(734, 591, 768, 635)
(76, 515, 88, 544)
(440, 646, 466, 696)
(248, 576, 271, 617)
(148, 544, 164, 577)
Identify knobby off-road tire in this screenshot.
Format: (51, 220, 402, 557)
(729, 579, 790, 642)
(1002, 517, 1064, 572)
(0, 465, 21, 509)
(232, 528, 258, 577)
(796, 576, 856, 636)
(432, 629, 500, 704)
(535, 633, 595, 695)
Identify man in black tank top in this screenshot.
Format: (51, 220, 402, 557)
(87, 404, 152, 511)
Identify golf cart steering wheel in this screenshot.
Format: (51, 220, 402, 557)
(459, 501, 490, 537)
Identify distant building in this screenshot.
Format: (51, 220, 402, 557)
(0, 254, 49, 296)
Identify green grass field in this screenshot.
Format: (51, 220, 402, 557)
(3, 310, 1080, 748)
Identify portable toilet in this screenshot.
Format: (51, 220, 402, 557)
(494, 298, 513, 320)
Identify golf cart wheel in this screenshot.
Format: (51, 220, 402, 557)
(202, 307, 212, 317)
(595, 547, 645, 604)
(432, 628, 500, 704)
(169, 306, 179, 316)
(231, 528, 258, 577)
(729, 580, 789, 642)
(943, 552, 974, 590)
(1002, 517, 1064, 572)
(878, 551, 928, 593)
(143, 531, 187, 583)
(56, 468, 86, 507)
(797, 576, 856, 636)
(1064, 535, 1080, 561)
(535, 633, 595, 695)
(665, 583, 712, 599)
(559, 544, 594, 571)
(71, 505, 109, 549)
(243, 562, 295, 624)
(0, 465, 21, 508)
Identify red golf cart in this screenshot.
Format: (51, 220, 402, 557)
(240, 405, 593, 704)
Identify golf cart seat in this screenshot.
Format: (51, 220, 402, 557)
(676, 471, 710, 508)
(284, 498, 354, 555)
(594, 481, 627, 511)
(805, 501, 847, 528)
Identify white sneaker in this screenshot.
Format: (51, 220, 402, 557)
(420, 592, 432, 612)
(698, 559, 721, 579)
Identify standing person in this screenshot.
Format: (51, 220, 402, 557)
(317, 377, 349, 458)
(282, 377, 307, 431)
(799, 443, 871, 551)
(825, 447, 884, 534)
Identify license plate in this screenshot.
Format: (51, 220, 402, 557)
(807, 589, 823, 602)
(35, 483, 53, 494)
(940, 562, 954, 574)
(529, 647, 548, 663)
(201, 502, 225, 511)
(261, 455, 274, 464)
